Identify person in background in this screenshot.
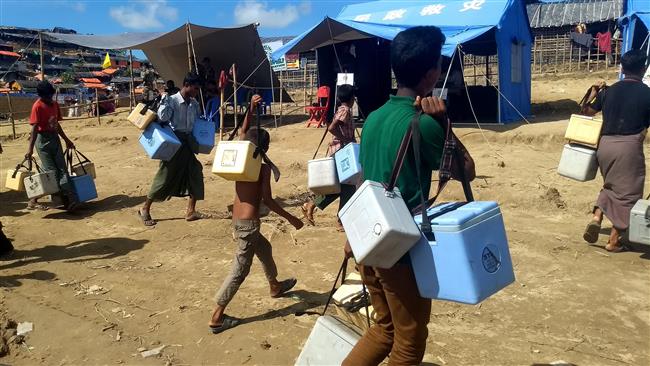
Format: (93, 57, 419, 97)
(343, 26, 450, 366)
(0, 142, 14, 257)
(165, 80, 179, 95)
(302, 84, 357, 229)
(138, 73, 204, 226)
(25, 81, 77, 211)
(582, 49, 650, 252)
(198, 57, 216, 83)
(209, 95, 303, 334)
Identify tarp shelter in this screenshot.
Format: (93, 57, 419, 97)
(45, 23, 288, 105)
(620, 0, 650, 54)
(273, 0, 532, 123)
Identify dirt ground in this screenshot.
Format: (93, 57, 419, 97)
(1, 71, 649, 365)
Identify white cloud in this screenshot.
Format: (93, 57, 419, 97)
(72, 2, 86, 12)
(109, 0, 178, 30)
(234, 1, 311, 29)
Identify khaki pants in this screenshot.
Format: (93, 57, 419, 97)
(214, 219, 278, 307)
(343, 264, 431, 366)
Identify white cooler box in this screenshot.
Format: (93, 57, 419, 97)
(308, 157, 340, 195)
(295, 316, 361, 366)
(24, 171, 59, 199)
(339, 180, 422, 268)
(557, 143, 598, 182)
(629, 200, 650, 245)
(212, 141, 262, 182)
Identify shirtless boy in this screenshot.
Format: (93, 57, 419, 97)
(209, 95, 304, 334)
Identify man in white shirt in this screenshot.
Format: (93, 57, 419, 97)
(138, 73, 205, 226)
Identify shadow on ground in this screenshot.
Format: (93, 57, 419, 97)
(0, 237, 148, 270)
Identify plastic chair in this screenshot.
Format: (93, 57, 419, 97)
(305, 86, 330, 128)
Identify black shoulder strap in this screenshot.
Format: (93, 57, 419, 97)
(312, 125, 331, 160)
(322, 257, 349, 316)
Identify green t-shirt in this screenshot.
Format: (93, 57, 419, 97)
(360, 95, 445, 211)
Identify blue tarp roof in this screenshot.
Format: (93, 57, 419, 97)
(620, 0, 650, 53)
(272, 0, 532, 123)
(273, 0, 522, 59)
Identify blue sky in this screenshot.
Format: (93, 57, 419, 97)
(0, 0, 350, 37)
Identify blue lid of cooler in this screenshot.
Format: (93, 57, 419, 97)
(415, 201, 500, 231)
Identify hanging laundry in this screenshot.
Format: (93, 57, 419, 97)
(571, 32, 593, 49)
(596, 31, 612, 54)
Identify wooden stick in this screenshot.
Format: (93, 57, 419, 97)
(95, 88, 101, 125)
(186, 23, 192, 72)
(39, 32, 44, 80)
(187, 23, 206, 111)
(232, 63, 238, 129)
(303, 64, 307, 107)
(278, 76, 283, 128)
(219, 87, 225, 141)
(129, 50, 134, 112)
(6, 93, 16, 139)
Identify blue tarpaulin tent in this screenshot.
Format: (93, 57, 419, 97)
(273, 0, 532, 123)
(620, 0, 650, 54)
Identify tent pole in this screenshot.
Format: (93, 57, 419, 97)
(39, 32, 44, 80)
(279, 75, 283, 128)
(219, 85, 225, 141)
(129, 49, 134, 112)
(187, 22, 206, 111)
(95, 88, 101, 125)
(269, 57, 277, 128)
(6, 92, 16, 139)
(233, 63, 238, 129)
(186, 23, 192, 72)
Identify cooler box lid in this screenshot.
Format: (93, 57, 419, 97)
(415, 201, 500, 232)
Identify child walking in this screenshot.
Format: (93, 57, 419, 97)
(209, 95, 304, 334)
(302, 84, 357, 227)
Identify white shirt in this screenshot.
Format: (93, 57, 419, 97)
(157, 91, 200, 133)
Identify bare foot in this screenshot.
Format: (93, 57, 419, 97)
(186, 211, 202, 222)
(301, 202, 315, 225)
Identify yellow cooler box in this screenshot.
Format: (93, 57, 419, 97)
(212, 141, 262, 182)
(565, 114, 603, 146)
(5, 168, 32, 191)
(127, 103, 157, 130)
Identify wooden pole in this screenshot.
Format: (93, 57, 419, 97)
(232, 63, 238, 128)
(129, 49, 134, 112)
(95, 88, 101, 125)
(309, 73, 314, 105)
(569, 41, 574, 72)
(6, 93, 16, 139)
(186, 23, 192, 72)
(302, 64, 307, 106)
(278, 76, 283, 128)
(555, 35, 559, 74)
(39, 32, 44, 80)
(219, 87, 225, 140)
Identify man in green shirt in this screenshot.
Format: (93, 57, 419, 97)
(343, 26, 447, 366)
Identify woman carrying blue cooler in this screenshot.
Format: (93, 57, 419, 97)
(138, 73, 205, 226)
(302, 84, 356, 229)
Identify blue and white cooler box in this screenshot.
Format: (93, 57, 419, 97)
(409, 201, 515, 304)
(71, 174, 98, 202)
(139, 123, 182, 161)
(334, 143, 362, 185)
(192, 114, 217, 154)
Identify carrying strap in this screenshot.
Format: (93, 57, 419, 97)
(385, 113, 421, 192)
(322, 257, 349, 316)
(65, 148, 92, 176)
(422, 115, 474, 208)
(312, 124, 331, 160)
(26, 157, 43, 173)
(11, 158, 30, 179)
(410, 112, 432, 236)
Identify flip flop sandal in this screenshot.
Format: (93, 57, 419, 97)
(342, 293, 369, 313)
(583, 221, 601, 244)
(26, 203, 50, 211)
(301, 203, 315, 226)
(138, 209, 156, 227)
(271, 278, 297, 298)
(186, 212, 203, 222)
(209, 315, 241, 334)
(605, 243, 629, 253)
